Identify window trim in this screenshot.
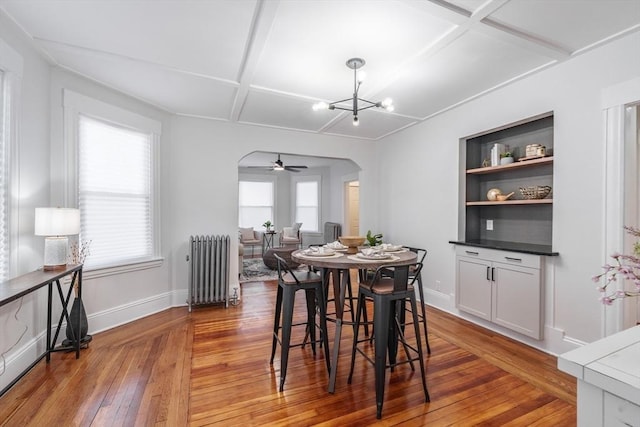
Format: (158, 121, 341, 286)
(63, 89, 162, 274)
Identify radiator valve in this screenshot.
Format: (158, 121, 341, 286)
(230, 287, 240, 306)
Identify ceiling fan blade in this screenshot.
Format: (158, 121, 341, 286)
(286, 165, 308, 169)
(284, 166, 301, 172)
(245, 166, 274, 170)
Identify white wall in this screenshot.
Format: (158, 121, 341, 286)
(377, 31, 640, 355)
(0, 11, 55, 393)
(167, 116, 378, 303)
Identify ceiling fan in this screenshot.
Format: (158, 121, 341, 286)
(246, 154, 308, 173)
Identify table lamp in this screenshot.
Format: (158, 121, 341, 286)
(35, 207, 80, 270)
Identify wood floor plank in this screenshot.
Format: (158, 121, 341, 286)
(0, 279, 576, 426)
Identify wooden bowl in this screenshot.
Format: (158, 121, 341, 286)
(338, 236, 366, 254)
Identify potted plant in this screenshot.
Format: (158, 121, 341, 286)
(500, 152, 514, 165)
(262, 220, 273, 232)
(365, 230, 383, 247)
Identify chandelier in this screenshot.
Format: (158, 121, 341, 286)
(312, 58, 394, 126)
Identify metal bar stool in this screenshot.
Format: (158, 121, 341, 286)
(401, 247, 430, 354)
(347, 263, 429, 419)
(376, 247, 431, 355)
(269, 253, 331, 392)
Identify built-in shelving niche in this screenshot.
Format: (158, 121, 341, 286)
(462, 112, 554, 248)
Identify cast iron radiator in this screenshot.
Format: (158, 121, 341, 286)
(187, 235, 230, 311)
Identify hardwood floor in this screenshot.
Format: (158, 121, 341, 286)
(0, 279, 576, 426)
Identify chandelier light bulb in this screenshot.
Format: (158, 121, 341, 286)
(357, 71, 366, 83)
(353, 116, 359, 126)
(385, 105, 395, 112)
(312, 101, 329, 111)
(382, 98, 393, 108)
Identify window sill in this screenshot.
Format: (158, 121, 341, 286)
(82, 257, 164, 280)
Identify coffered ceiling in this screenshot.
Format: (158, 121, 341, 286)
(1, 0, 638, 140)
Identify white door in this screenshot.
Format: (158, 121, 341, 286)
(345, 181, 359, 236)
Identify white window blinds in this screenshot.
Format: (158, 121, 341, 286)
(78, 115, 153, 268)
(295, 180, 319, 232)
(238, 181, 274, 229)
(0, 70, 6, 280)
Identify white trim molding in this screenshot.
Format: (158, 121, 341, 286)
(601, 77, 640, 336)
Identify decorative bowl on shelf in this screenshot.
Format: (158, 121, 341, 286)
(486, 188, 502, 201)
(338, 236, 366, 254)
(519, 185, 552, 200)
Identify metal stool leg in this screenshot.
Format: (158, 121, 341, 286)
(409, 293, 430, 402)
(373, 293, 391, 420)
(416, 273, 431, 355)
(278, 287, 295, 392)
(270, 285, 284, 364)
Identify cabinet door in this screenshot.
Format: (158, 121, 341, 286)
(492, 261, 542, 339)
(456, 257, 492, 321)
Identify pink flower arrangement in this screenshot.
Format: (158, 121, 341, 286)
(593, 226, 640, 304)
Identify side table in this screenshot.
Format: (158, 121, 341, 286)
(263, 231, 277, 253)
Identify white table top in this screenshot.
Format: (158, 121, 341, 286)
(558, 325, 640, 405)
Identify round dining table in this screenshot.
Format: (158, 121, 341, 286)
(291, 248, 417, 393)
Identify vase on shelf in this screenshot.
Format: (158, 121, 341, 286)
(500, 156, 514, 165)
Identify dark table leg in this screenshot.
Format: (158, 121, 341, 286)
(328, 268, 348, 394)
(46, 282, 52, 362)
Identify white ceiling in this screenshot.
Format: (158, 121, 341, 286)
(1, 0, 639, 140)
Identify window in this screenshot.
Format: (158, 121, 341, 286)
(0, 39, 22, 281)
(78, 116, 153, 268)
(239, 180, 274, 229)
(63, 90, 161, 271)
(0, 70, 6, 280)
(295, 179, 319, 232)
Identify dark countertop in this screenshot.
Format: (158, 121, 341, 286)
(449, 239, 559, 256)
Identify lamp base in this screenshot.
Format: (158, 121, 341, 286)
(43, 236, 69, 270)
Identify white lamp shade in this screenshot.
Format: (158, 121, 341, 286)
(35, 208, 80, 236)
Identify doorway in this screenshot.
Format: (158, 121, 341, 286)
(345, 181, 360, 236)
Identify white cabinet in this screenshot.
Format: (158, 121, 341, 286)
(455, 246, 543, 339)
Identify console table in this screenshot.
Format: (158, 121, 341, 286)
(0, 264, 83, 396)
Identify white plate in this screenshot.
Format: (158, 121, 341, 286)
(325, 246, 348, 252)
(357, 253, 391, 260)
(376, 244, 403, 252)
(303, 250, 336, 257)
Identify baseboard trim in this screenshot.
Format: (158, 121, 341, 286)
(88, 292, 174, 335)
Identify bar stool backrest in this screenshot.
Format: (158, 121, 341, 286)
(274, 253, 300, 285)
(370, 262, 423, 292)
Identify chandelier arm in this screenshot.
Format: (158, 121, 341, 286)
(356, 98, 381, 107)
(329, 97, 355, 105)
(356, 104, 382, 112)
(330, 106, 355, 112)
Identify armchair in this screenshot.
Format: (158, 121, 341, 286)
(279, 222, 302, 248)
(239, 227, 263, 257)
